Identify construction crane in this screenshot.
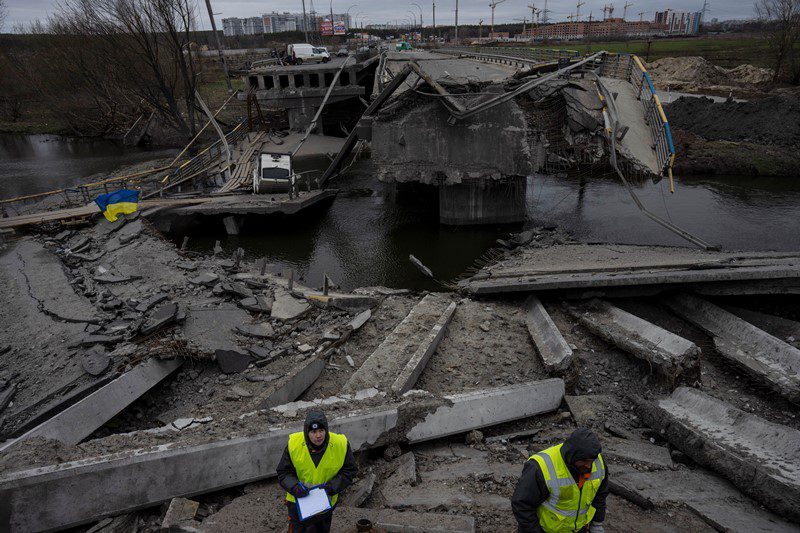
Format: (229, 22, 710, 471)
(603, 3, 614, 19)
(514, 16, 528, 36)
(489, 0, 507, 35)
(637, 11, 647, 21)
(576, 1, 585, 22)
(479, 18, 484, 40)
(623, 1, 633, 20)
(528, 4, 538, 41)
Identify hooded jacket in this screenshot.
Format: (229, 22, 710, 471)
(511, 428, 610, 533)
(276, 410, 358, 501)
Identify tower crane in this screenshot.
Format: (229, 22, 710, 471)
(623, 2, 633, 20)
(576, 1, 585, 21)
(489, 0, 507, 34)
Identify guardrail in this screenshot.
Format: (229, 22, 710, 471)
(161, 119, 249, 190)
(440, 46, 579, 63)
(627, 54, 675, 189)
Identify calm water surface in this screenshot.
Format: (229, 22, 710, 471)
(2, 134, 799, 290)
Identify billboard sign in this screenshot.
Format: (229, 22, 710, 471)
(334, 20, 347, 35)
(320, 19, 334, 36)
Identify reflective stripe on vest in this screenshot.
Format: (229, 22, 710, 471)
(530, 443, 605, 532)
(285, 431, 348, 506)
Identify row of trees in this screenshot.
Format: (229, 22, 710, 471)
(1, 0, 205, 138)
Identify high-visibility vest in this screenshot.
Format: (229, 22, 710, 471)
(529, 443, 606, 533)
(285, 431, 348, 507)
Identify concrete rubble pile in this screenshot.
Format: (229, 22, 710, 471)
(2, 215, 800, 532)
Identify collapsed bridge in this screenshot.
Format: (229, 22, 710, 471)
(345, 48, 676, 227)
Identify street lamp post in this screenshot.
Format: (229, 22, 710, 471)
(412, 2, 423, 39)
(346, 4, 358, 30)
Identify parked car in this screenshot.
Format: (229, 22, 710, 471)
(287, 43, 330, 65)
(396, 41, 413, 51)
(336, 46, 349, 57)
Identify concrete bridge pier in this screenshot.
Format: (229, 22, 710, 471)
(439, 177, 527, 225)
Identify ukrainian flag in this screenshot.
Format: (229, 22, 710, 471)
(95, 189, 140, 222)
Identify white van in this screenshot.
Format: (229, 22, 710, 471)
(287, 44, 330, 65)
(253, 152, 295, 194)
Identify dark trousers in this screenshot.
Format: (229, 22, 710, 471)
(287, 501, 333, 533)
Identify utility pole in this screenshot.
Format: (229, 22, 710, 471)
(489, 0, 508, 35)
(479, 18, 483, 41)
(454, 0, 459, 43)
(542, 0, 549, 23)
(623, 1, 633, 20)
(330, 0, 334, 41)
(432, 0, 436, 37)
(203, 0, 232, 93)
(302, 0, 309, 42)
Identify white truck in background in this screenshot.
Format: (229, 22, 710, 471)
(287, 44, 331, 65)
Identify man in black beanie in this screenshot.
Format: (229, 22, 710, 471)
(276, 410, 358, 532)
(511, 428, 609, 533)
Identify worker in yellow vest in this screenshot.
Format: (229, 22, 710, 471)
(511, 428, 609, 533)
(276, 410, 358, 532)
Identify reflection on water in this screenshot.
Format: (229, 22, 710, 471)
(2, 134, 799, 291)
(527, 173, 800, 251)
(0, 133, 177, 198)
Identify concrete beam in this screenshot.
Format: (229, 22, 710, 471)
(391, 301, 458, 395)
(664, 293, 800, 401)
(0, 379, 563, 531)
(524, 295, 573, 373)
(257, 356, 325, 409)
(636, 387, 800, 523)
(463, 264, 800, 295)
(344, 294, 453, 393)
(0, 358, 182, 451)
(570, 299, 700, 383)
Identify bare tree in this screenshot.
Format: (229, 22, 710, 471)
(0, 0, 7, 31)
(43, 0, 202, 138)
(755, 0, 800, 84)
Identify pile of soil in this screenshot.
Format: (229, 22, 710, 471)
(664, 95, 800, 147)
(646, 56, 775, 89)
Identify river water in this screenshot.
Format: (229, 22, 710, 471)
(2, 133, 799, 291)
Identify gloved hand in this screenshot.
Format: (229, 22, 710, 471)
(588, 522, 605, 533)
(291, 482, 310, 498)
(322, 482, 336, 496)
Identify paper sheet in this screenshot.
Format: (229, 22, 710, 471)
(297, 487, 332, 521)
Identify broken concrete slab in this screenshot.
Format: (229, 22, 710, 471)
(215, 349, 253, 374)
(524, 295, 573, 373)
(348, 309, 372, 331)
(233, 323, 275, 339)
(602, 437, 673, 470)
(392, 301, 457, 395)
(116, 220, 143, 244)
(68, 334, 124, 348)
(93, 273, 137, 284)
(182, 304, 249, 353)
(134, 293, 168, 313)
(14, 240, 99, 323)
(664, 293, 800, 401)
(238, 295, 273, 314)
(386, 452, 417, 486)
(570, 299, 700, 382)
(140, 302, 178, 336)
(162, 497, 199, 529)
(612, 466, 798, 532)
(271, 289, 311, 321)
(0, 358, 182, 450)
(257, 355, 326, 409)
(188, 273, 219, 287)
(637, 387, 800, 523)
(219, 282, 253, 300)
(0, 379, 562, 531)
(339, 472, 376, 507)
(345, 294, 453, 393)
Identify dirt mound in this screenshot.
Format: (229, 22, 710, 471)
(647, 56, 775, 89)
(664, 95, 800, 147)
(647, 56, 731, 86)
(727, 64, 774, 85)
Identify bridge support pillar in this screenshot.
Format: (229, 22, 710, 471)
(439, 177, 526, 225)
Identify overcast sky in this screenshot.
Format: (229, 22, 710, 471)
(4, 0, 755, 31)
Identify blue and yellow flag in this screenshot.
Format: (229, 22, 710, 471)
(95, 189, 140, 222)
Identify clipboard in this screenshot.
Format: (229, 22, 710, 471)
(296, 487, 332, 521)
